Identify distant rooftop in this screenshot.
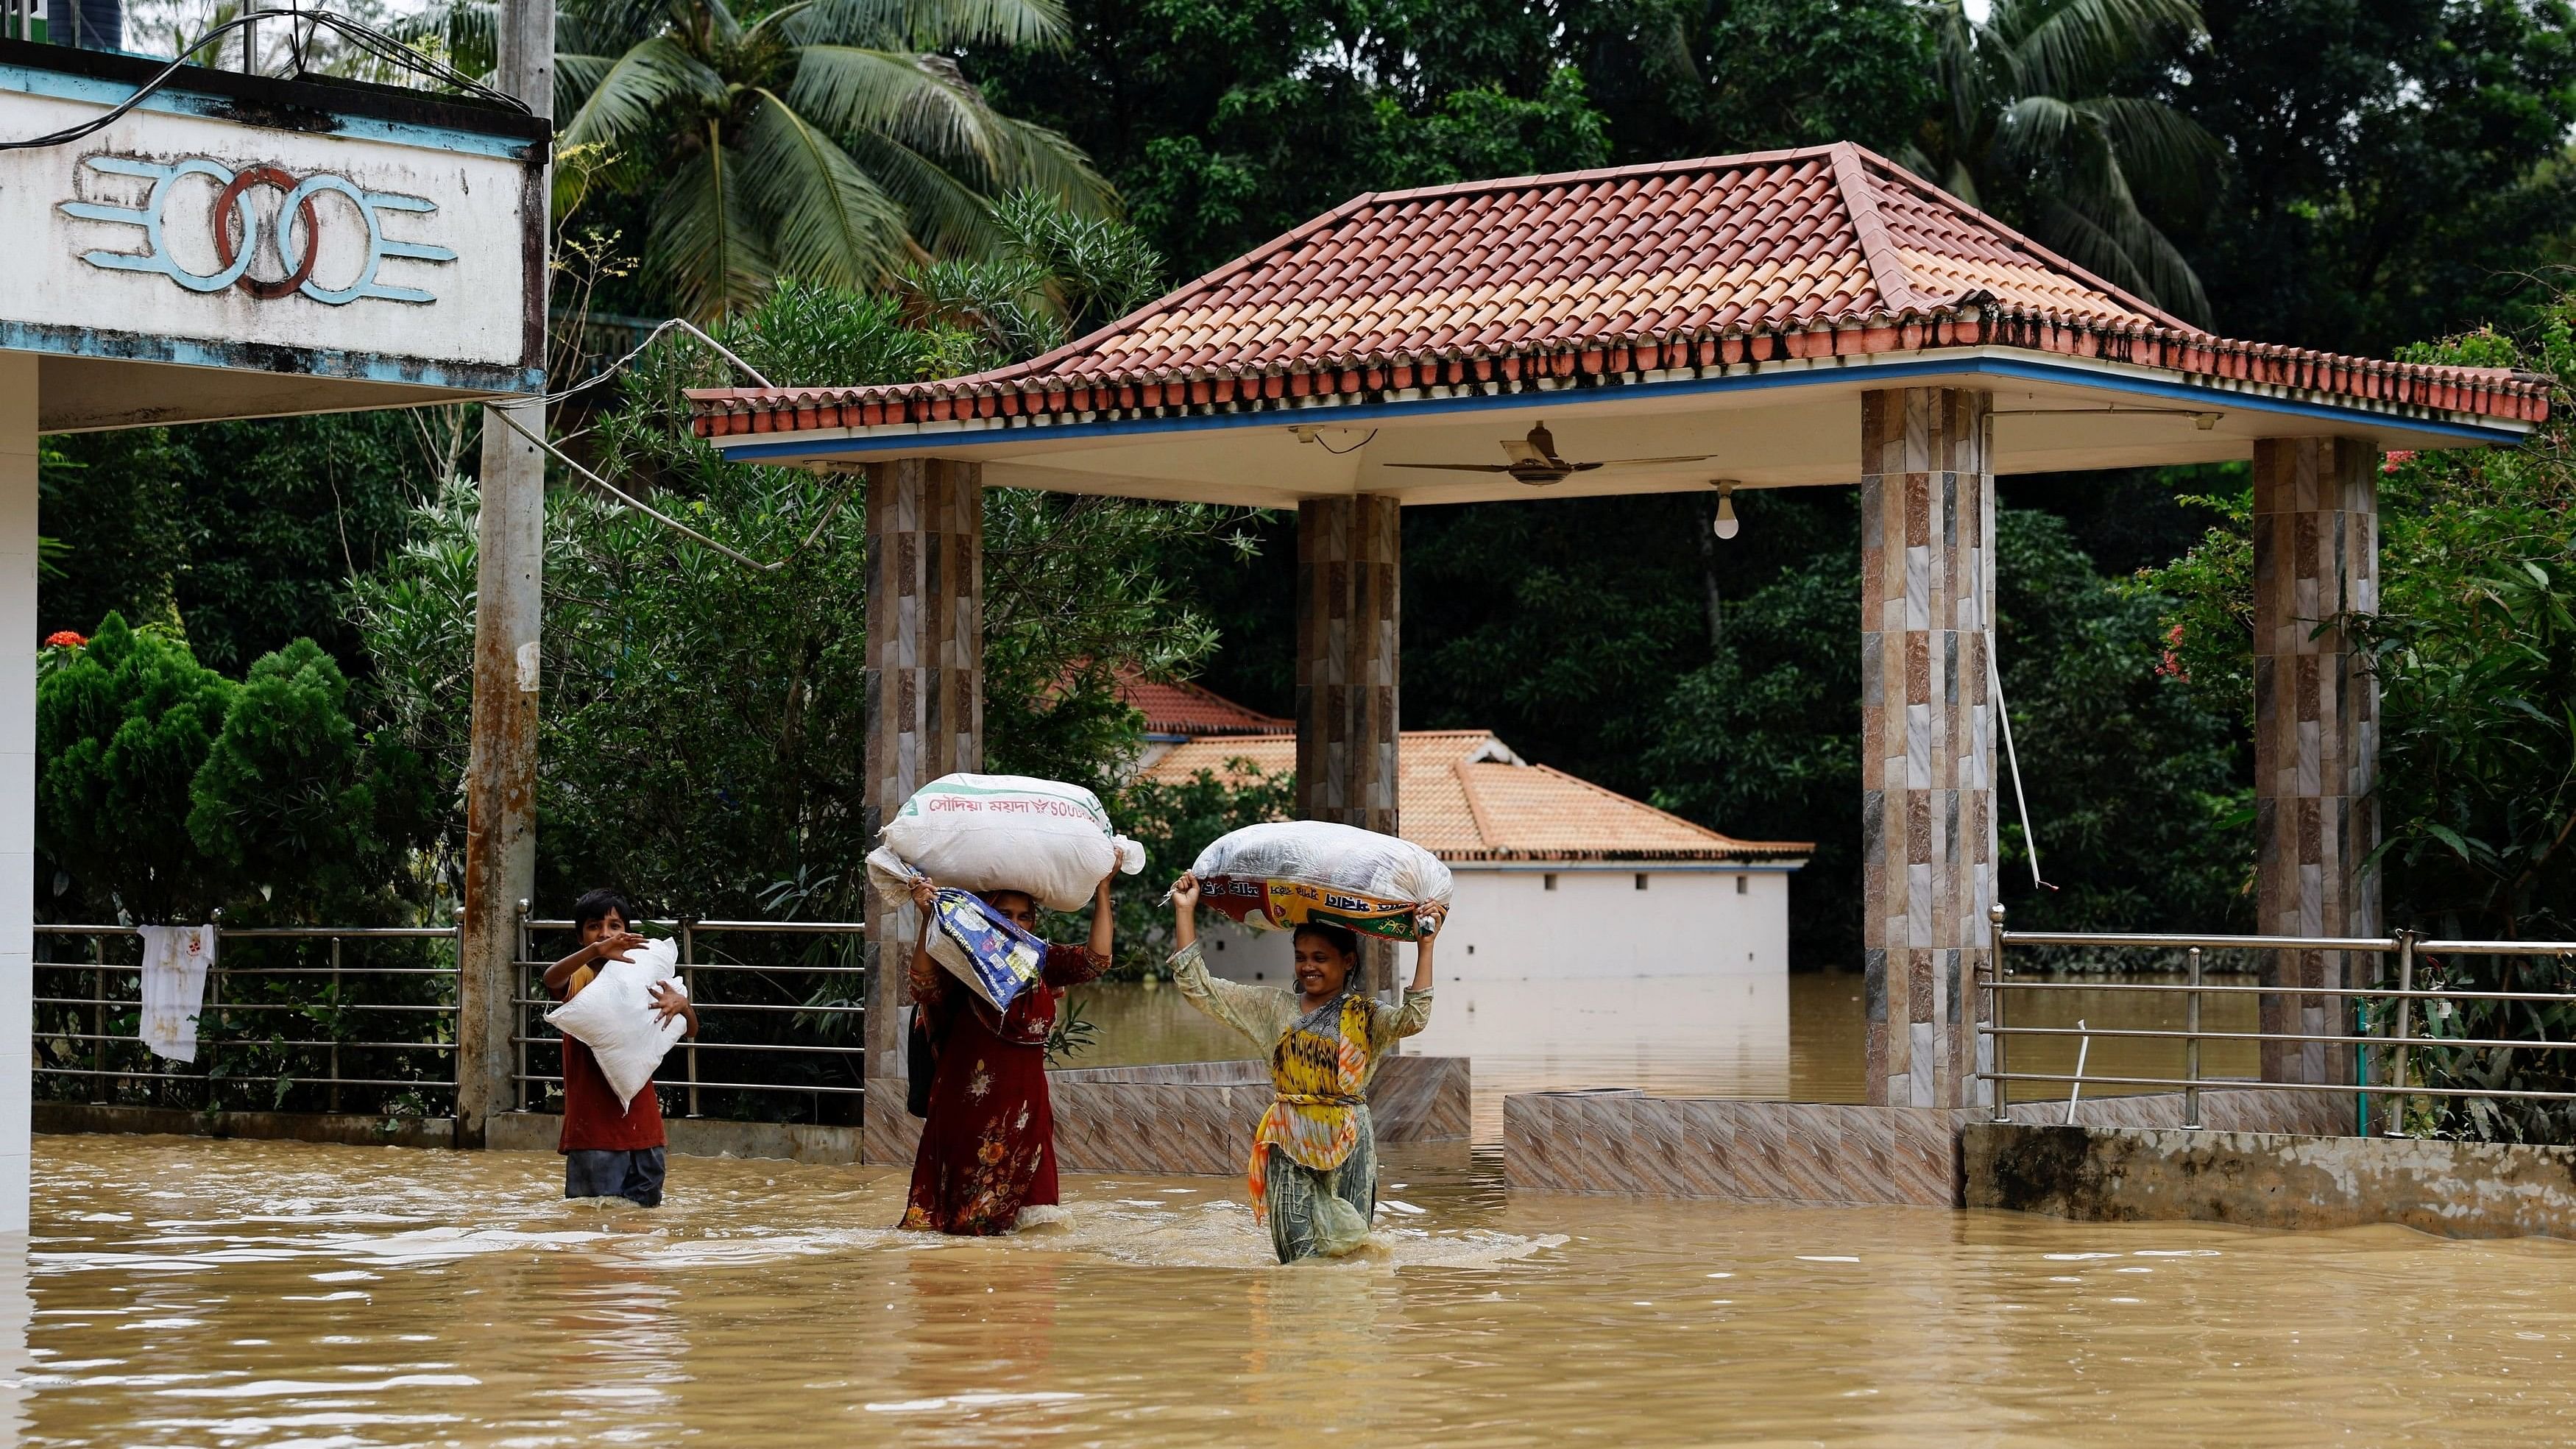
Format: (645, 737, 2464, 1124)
(1115, 667, 1290, 737)
(1146, 727, 1808, 865)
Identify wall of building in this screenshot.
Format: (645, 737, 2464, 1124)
(1195, 862, 1794, 986)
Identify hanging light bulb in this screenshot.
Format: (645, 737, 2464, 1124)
(1712, 480, 1741, 540)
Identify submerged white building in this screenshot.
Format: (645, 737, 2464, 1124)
(1128, 678, 1811, 984)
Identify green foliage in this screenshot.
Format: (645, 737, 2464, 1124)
(188, 639, 431, 918)
(40, 410, 453, 676)
(37, 614, 238, 922)
(550, 0, 1116, 318)
(35, 615, 426, 925)
(1905, 0, 2221, 321)
(1100, 758, 1298, 973)
(2164, 0, 2576, 353)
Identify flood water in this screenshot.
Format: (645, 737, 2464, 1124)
(15, 1133, 2576, 1446)
(1072, 971, 2268, 1139)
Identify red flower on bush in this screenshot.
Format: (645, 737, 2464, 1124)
(41, 631, 85, 649)
(2382, 450, 2418, 474)
(2154, 623, 2188, 681)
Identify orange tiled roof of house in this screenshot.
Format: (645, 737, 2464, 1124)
(1146, 729, 1809, 863)
(1115, 669, 1289, 736)
(692, 144, 2547, 437)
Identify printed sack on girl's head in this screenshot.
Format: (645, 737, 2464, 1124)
(880, 773, 1145, 911)
(866, 844, 1048, 1012)
(544, 936, 687, 1108)
(1191, 820, 1453, 941)
(925, 889, 1051, 1014)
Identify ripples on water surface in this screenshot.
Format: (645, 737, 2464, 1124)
(12, 1133, 2576, 1445)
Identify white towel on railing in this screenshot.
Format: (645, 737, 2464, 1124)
(136, 924, 216, 1063)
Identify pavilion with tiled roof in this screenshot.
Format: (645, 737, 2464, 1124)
(729, 144, 2543, 1127)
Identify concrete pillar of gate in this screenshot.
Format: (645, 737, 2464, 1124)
(861, 459, 982, 1146)
(2251, 437, 2379, 1085)
(0, 352, 35, 1233)
(1294, 495, 1401, 995)
(1859, 387, 1997, 1110)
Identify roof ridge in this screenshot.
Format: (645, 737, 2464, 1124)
(1360, 144, 1850, 208)
(1827, 141, 1937, 316)
(1841, 144, 2201, 335)
(1450, 758, 1502, 852)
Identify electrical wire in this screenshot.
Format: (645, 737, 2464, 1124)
(487, 405, 860, 574)
(543, 317, 775, 405)
(0, 7, 524, 152)
(1989, 645, 2057, 893)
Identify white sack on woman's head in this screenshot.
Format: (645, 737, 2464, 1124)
(880, 773, 1136, 911)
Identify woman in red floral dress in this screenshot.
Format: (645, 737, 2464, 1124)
(898, 876, 1113, 1235)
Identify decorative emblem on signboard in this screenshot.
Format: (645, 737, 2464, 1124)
(63, 155, 458, 305)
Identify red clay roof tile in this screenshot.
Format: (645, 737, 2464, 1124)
(689, 143, 2547, 436)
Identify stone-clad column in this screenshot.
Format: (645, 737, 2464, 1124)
(0, 352, 37, 1230)
(1295, 495, 1401, 993)
(862, 459, 982, 1110)
(1860, 388, 1996, 1110)
(2252, 437, 2379, 1085)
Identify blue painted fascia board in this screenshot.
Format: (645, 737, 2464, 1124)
(711, 351, 2527, 464)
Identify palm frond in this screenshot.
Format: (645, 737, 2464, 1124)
(779, 0, 1066, 49)
(559, 34, 725, 145)
(2006, 0, 2204, 100)
(650, 120, 778, 320)
(742, 88, 915, 288)
(834, 124, 1006, 255)
(2082, 94, 2222, 212)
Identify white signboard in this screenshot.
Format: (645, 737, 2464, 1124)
(0, 50, 545, 424)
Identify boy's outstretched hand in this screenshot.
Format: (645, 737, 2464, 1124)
(648, 980, 698, 1036)
(595, 930, 648, 964)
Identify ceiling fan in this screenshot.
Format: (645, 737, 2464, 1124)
(1382, 421, 1716, 486)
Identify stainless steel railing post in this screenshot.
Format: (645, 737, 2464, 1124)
(90, 938, 107, 1103)
(328, 935, 343, 1113)
(2184, 946, 2202, 1129)
(681, 918, 701, 1119)
(2389, 930, 2415, 1137)
(1989, 903, 2010, 1122)
(513, 901, 531, 1114)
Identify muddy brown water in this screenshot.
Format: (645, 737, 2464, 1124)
(15, 1133, 2576, 1446)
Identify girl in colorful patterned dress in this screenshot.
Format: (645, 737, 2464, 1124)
(1164, 872, 1440, 1263)
(898, 876, 1114, 1235)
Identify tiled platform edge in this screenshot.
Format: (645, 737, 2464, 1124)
(1502, 1087, 2352, 1206)
(863, 1055, 1471, 1174)
(1966, 1123, 2576, 1238)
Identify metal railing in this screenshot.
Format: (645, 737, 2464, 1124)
(514, 913, 866, 1125)
(32, 918, 461, 1117)
(1981, 905, 2576, 1132)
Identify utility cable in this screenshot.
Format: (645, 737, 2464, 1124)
(542, 317, 776, 405)
(487, 405, 860, 574)
(1989, 643, 2056, 893)
(0, 7, 523, 152)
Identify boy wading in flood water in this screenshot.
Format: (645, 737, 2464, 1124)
(543, 890, 698, 1207)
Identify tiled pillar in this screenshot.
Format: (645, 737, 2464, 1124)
(0, 353, 33, 1232)
(2252, 437, 2379, 1084)
(861, 459, 982, 1099)
(1295, 495, 1401, 992)
(1860, 388, 1996, 1110)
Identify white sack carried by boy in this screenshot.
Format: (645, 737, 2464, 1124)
(544, 935, 689, 1109)
(867, 845, 1052, 1013)
(880, 773, 1145, 912)
(1189, 821, 1453, 942)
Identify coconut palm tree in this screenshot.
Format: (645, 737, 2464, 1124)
(1905, 0, 2219, 324)
(550, 0, 1114, 319)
